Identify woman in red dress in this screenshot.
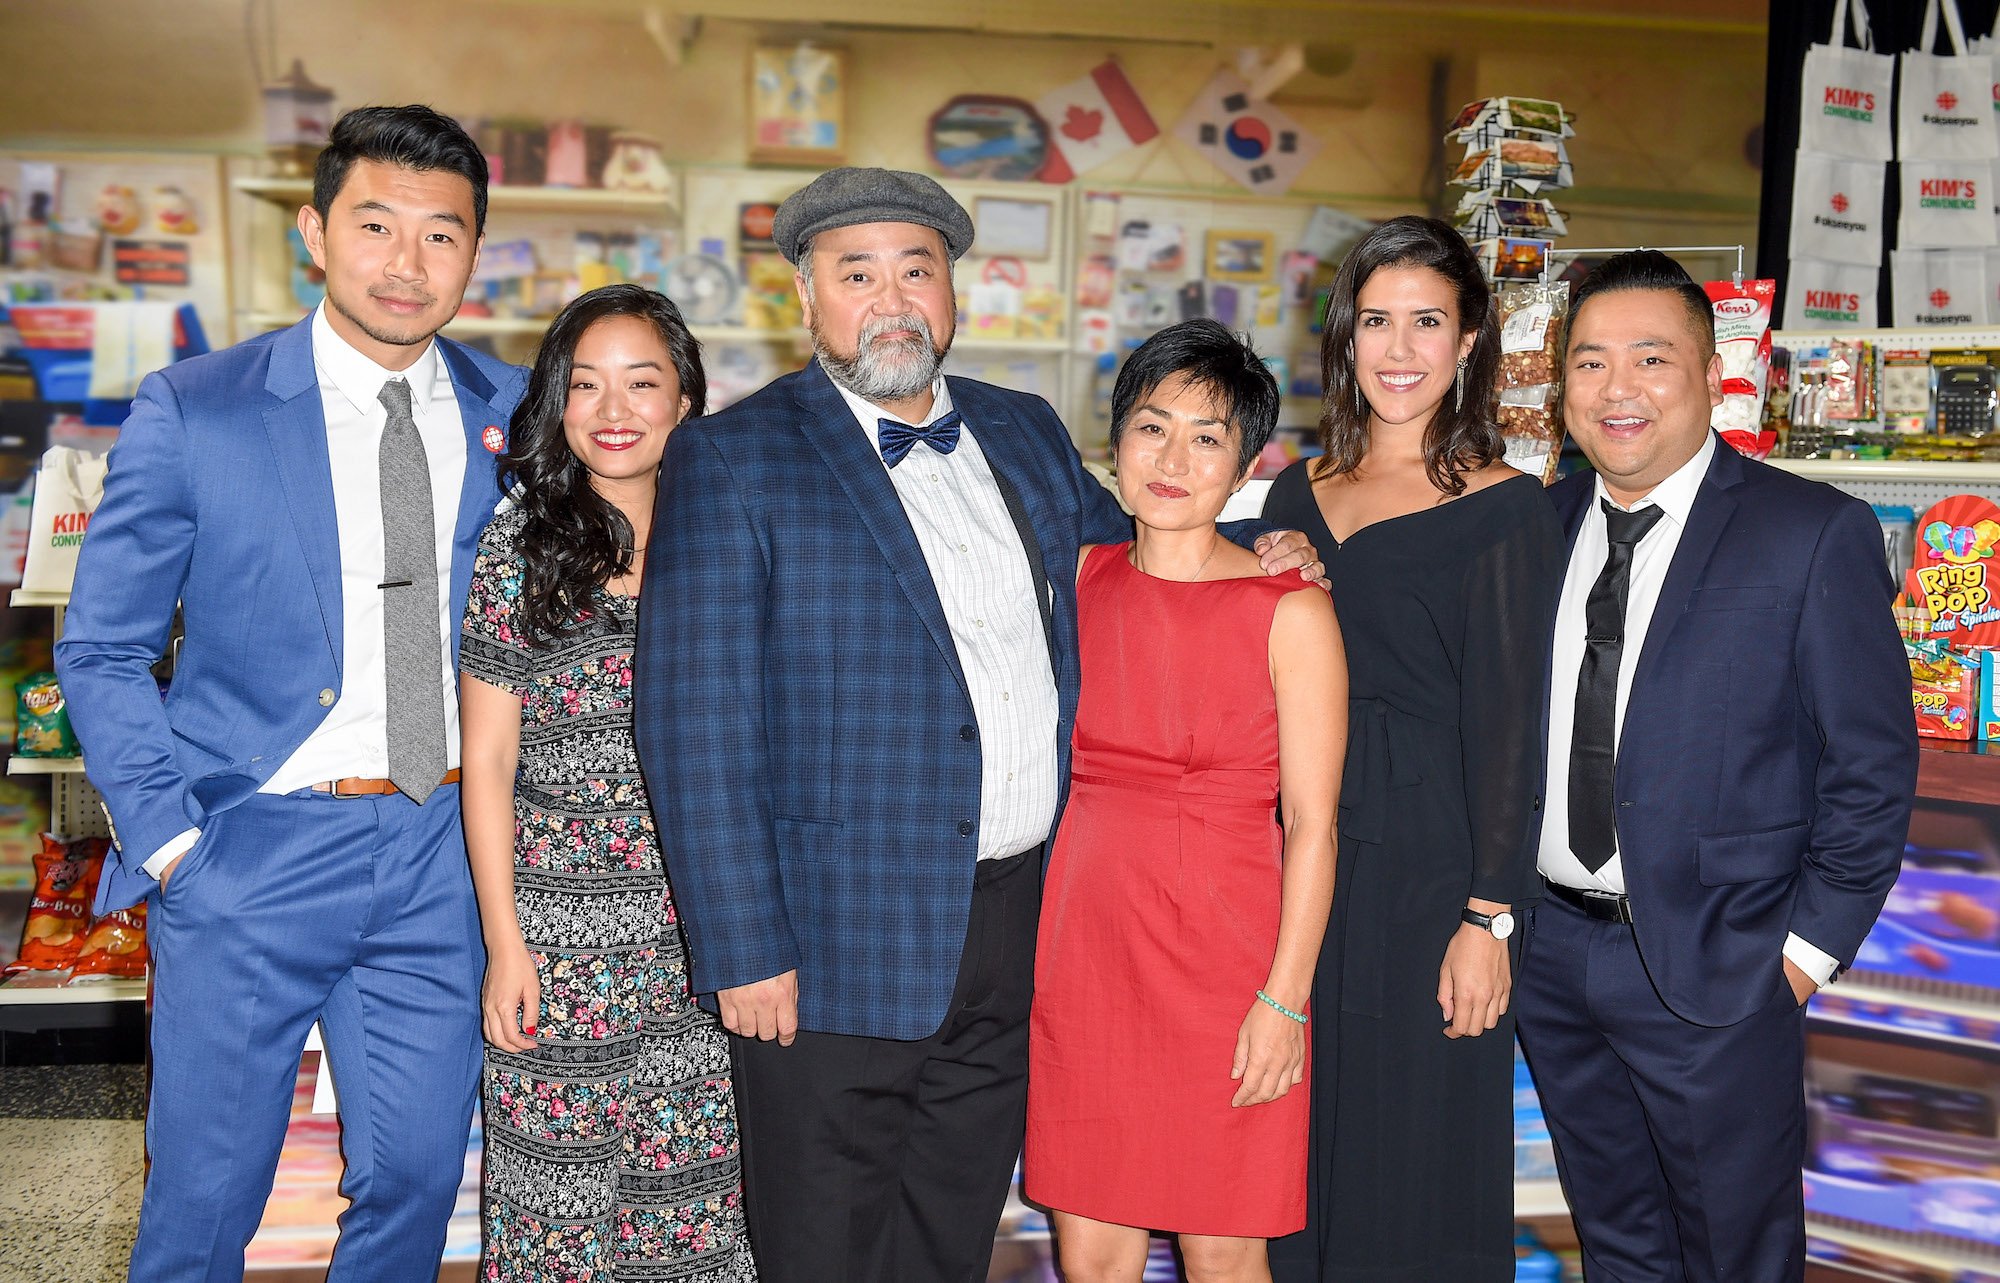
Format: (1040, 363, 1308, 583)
(1026, 320, 1346, 1283)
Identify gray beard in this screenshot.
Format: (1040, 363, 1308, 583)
(814, 311, 947, 403)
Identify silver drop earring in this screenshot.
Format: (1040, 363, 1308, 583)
(1454, 360, 1466, 413)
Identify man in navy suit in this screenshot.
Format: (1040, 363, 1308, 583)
(56, 107, 523, 1281)
(637, 168, 1317, 1283)
(1514, 251, 1915, 1281)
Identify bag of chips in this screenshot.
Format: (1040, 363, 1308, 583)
(15, 672, 77, 758)
(70, 901, 148, 979)
(6, 834, 106, 973)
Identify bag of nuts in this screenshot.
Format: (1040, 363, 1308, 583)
(1495, 280, 1569, 481)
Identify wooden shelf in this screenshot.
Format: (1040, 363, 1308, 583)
(7, 756, 83, 775)
(1514, 1177, 1569, 1218)
(1767, 459, 2000, 484)
(0, 973, 144, 1006)
(232, 176, 676, 218)
(1915, 739, 2000, 807)
(1807, 1220, 2000, 1276)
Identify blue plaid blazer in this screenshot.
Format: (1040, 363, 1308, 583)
(637, 359, 1144, 1040)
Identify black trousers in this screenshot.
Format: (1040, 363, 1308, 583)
(1513, 891, 1808, 1283)
(730, 848, 1040, 1283)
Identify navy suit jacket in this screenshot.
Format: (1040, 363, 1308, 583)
(637, 360, 1266, 1041)
(55, 316, 525, 911)
(1540, 437, 1917, 1027)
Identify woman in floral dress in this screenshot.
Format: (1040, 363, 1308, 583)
(460, 284, 755, 1282)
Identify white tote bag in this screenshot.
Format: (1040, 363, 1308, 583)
(1901, 158, 1999, 246)
(1789, 150, 1888, 264)
(1900, 0, 1999, 160)
(1802, 0, 1896, 160)
(18, 447, 108, 596)
(1784, 257, 1881, 329)
(1892, 247, 1992, 324)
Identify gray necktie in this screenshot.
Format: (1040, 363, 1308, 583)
(377, 378, 447, 804)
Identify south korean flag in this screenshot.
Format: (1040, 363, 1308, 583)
(1173, 68, 1322, 196)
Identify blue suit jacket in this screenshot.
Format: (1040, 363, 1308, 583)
(638, 360, 1223, 1041)
(55, 316, 525, 912)
(1540, 438, 1917, 1027)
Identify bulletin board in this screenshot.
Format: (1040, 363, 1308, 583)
(1064, 187, 1369, 452)
(0, 150, 233, 344)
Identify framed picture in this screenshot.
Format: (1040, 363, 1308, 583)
(749, 44, 845, 165)
(973, 196, 1055, 260)
(1205, 230, 1275, 283)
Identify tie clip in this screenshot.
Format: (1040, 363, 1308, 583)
(1584, 633, 1620, 644)
(378, 578, 413, 589)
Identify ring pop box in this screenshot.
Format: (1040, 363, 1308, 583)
(1910, 638, 1978, 740)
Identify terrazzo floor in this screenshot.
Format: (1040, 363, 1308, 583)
(0, 1064, 145, 1281)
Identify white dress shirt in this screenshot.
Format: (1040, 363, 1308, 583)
(142, 306, 467, 876)
(831, 374, 1060, 861)
(1537, 435, 1839, 986)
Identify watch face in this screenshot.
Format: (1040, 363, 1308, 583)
(1490, 912, 1516, 940)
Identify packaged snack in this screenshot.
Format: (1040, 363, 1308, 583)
(1823, 339, 1875, 422)
(1905, 495, 2000, 649)
(1494, 281, 1569, 479)
(6, 834, 106, 973)
(1908, 637, 1980, 739)
(14, 671, 77, 758)
(69, 900, 147, 979)
(1704, 278, 1778, 458)
(1879, 350, 1933, 431)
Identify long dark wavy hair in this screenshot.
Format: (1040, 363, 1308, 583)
(500, 284, 706, 643)
(1315, 215, 1502, 495)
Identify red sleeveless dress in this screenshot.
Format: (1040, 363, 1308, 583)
(1025, 543, 1314, 1237)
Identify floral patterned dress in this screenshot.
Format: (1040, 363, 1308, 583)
(462, 507, 755, 1283)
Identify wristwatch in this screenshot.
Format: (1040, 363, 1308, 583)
(1462, 906, 1515, 940)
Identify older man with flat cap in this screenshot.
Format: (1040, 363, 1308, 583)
(636, 168, 1319, 1281)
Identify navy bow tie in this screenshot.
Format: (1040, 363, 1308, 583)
(877, 411, 963, 467)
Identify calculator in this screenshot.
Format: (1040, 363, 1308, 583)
(1935, 365, 1998, 436)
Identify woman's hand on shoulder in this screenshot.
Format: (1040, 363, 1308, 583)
(1076, 543, 1097, 588)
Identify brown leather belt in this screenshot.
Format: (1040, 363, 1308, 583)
(312, 769, 462, 798)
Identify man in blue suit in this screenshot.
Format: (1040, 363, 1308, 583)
(55, 106, 523, 1282)
(1514, 251, 1916, 1282)
(637, 168, 1317, 1283)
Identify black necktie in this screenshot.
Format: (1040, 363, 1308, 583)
(877, 411, 963, 467)
(1568, 499, 1665, 872)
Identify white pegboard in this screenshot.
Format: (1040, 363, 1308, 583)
(1774, 325, 2000, 352)
(52, 770, 112, 840)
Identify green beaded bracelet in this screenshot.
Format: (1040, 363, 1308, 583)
(1256, 989, 1307, 1024)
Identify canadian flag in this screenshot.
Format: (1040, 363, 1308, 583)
(1035, 61, 1159, 183)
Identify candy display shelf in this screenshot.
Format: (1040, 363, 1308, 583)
(1807, 979, 2000, 1054)
(1807, 1219, 2000, 1280)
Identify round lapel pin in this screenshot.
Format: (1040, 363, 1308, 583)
(481, 425, 505, 454)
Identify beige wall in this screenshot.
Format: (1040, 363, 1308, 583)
(0, 0, 1766, 257)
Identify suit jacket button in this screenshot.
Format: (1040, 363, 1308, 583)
(959, 724, 976, 741)
(318, 688, 335, 707)
(1531, 798, 1542, 812)
(958, 820, 974, 837)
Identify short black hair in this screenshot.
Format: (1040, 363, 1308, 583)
(1110, 319, 1280, 477)
(1568, 249, 1715, 359)
(313, 105, 489, 237)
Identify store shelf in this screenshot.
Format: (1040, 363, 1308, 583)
(1768, 459, 2000, 485)
(8, 589, 68, 608)
(1914, 739, 2000, 807)
(0, 973, 144, 1006)
(232, 176, 676, 218)
(7, 756, 83, 776)
(1514, 1177, 1569, 1218)
(1807, 1219, 2000, 1278)
(1776, 324, 2000, 351)
(1807, 978, 2000, 1052)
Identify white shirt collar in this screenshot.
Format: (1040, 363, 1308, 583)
(827, 363, 955, 445)
(310, 302, 444, 419)
(1593, 431, 1717, 528)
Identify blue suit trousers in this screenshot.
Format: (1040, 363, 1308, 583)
(130, 786, 483, 1283)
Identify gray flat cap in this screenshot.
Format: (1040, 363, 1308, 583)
(773, 167, 975, 265)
